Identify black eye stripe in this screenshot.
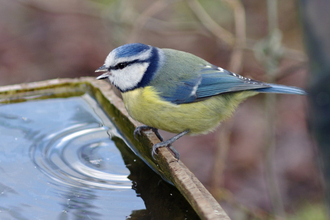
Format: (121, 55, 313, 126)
(111, 60, 135, 70)
(115, 62, 128, 70)
(110, 60, 147, 70)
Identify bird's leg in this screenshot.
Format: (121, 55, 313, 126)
(134, 125, 163, 141)
(152, 130, 190, 160)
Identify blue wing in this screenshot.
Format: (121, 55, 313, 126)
(160, 65, 305, 104)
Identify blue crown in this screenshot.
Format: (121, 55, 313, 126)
(114, 43, 150, 58)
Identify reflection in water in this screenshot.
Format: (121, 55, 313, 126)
(0, 94, 199, 220)
(57, 187, 101, 220)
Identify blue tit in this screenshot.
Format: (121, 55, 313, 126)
(96, 43, 306, 160)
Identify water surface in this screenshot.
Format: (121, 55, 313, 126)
(0, 93, 199, 220)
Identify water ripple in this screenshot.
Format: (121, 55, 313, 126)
(31, 124, 131, 190)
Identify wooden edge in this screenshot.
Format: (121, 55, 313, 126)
(0, 77, 231, 220)
(0, 78, 79, 92)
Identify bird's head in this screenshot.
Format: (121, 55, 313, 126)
(96, 43, 162, 92)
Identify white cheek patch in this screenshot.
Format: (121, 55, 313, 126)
(111, 62, 150, 91)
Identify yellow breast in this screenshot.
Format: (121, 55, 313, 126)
(122, 86, 256, 135)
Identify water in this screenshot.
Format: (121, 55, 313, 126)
(0, 93, 199, 220)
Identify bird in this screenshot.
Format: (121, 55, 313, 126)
(95, 43, 306, 160)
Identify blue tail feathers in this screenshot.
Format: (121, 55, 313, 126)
(254, 83, 306, 95)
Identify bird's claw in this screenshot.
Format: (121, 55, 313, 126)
(134, 125, 164, 142)
(151, 144, 159, 160)
(133, 125, 151, 140)
(133, 129, 140, 141)
(150, 130, 189, 160)
(134, 127, 187, 161)
(151, 142, 180, 161)
(168, 145, 180, 160)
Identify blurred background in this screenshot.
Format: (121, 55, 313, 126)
(0, 0, 325, 219)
